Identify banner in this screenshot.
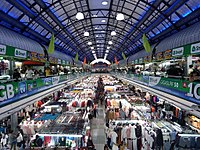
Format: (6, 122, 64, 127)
(0, 75, 68, 107)
(47, 34, 55, 54)
(75, 53, 78, 62)
(142, 34, 151, 53)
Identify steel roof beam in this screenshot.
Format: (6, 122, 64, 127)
(7, 0, 77, 55)
(35, 0, 83, 56)
(117, 0, 188, 57)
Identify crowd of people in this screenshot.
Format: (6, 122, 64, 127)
(12, 66, 71, 81)
(188, 60, 200, 82)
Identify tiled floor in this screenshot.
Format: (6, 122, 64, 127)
(91, 108, 106, 150)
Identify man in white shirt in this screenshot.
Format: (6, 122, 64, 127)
(111, 130, 118, 150)
(17, 132, 23, 150)
(25, 68, 34, 79)
(1, 134, 8, 148)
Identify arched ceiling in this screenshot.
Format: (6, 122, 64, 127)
(0, 0, 200, 62)
(90, 59, 111, 65)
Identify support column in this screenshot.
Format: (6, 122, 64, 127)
(10, 112, 18, 132)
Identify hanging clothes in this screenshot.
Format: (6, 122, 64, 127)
(155, 128, 163, 149)
(130, 124, 137, 150)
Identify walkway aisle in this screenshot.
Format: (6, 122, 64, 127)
(91, 107, 106, 150)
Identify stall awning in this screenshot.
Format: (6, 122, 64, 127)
(23, 60, 43, 65)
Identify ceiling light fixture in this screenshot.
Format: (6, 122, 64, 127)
(116, 13, 124, 20)
(76, 12, 84, 20)
(92, 14, 97, 17)
(106, 50, 109, 53)
(84, 31, 89, 36)
(91, 47, 94, 49)
(108, 41, 113, 45)
(102, 1, 108, 5)
(111, 31, 116, 36)
(95, 27, 98, 30)
(96, 35, 99, 37)
(107, 46, 110, 49)
(88, 42, 92, 45)
(92, 51, 95, 53)
(101, 19, 106, 23)
(101, 31, 105, 33)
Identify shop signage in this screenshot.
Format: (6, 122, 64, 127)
(28, 52, 39, 61)
(191, 42, 200, 54)
(39, 53, 45, 62)
(62, 60, 66, 65)
(172, 47, 184, 57)
(156, 52, 163, 61)
(187, 83, 200, 99)
(164, 49, 172, 59)
(144, 56, 149, 63)
(130, 74, 200, 105)
(0, 75, 69, 107)
(139, 58, 143, 64)
(58, 59, 61, 64)
(0, 45, 6, 55)
(15, 49, 27, 58)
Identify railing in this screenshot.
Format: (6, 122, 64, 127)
(0, 72, 90, 107)
(111, 72, 200, 105)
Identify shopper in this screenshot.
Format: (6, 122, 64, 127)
(25, 67, 34, 79)
(104, 144, 109, 150)
(1, 133, 8, 149)
(87, 137, 95, 150)
(17, 126, 25, 149)
(9, 130, 17, 150)
(93, 103, 97, 118)
(13, 68, 21, 81)
(16, 132, 23, 150)
(35, 135, 43, 147)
